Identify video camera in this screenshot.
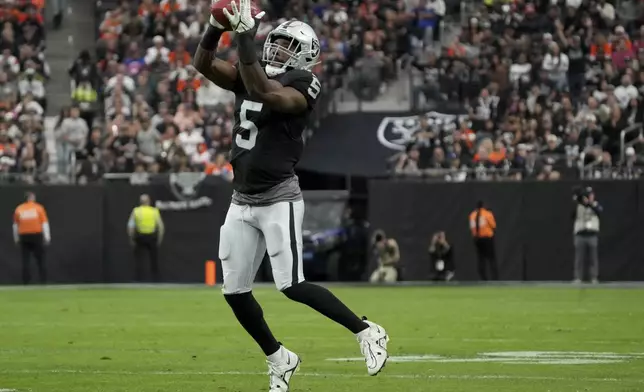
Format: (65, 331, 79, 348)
(573, 186, 593, 204)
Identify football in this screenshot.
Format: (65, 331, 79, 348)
(210, 0, 263, 31)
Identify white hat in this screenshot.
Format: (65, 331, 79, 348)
(153, 35, 164, 43)
(626, 146, 636, 156)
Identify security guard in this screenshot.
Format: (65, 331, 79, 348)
(127, 194, 164, 282)
(572, 186, 602, 284)
(13, 192, 50, 284)
(469, 200, 498, 281)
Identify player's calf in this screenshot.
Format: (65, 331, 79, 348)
(282, 282, 368, 333)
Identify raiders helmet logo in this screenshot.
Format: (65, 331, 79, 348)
(376, 111, 468, 151)
(169, 172, 206, 201)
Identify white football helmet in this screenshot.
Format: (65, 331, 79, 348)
(262, 19, 321, 77)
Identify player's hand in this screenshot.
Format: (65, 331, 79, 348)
(223, 0, 265, 33)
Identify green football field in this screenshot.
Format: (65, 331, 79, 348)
(1, 284, 644, 392)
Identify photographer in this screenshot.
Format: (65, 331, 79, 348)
(369, 230, 400, 283)
(572, 186, 602, 283)
(428, 231, 454, 281)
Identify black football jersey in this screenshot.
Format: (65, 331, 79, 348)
(229, 68, 320, 194)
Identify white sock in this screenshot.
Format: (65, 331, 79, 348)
(267, 346, 286, 363)
(356, 326, 371, 340)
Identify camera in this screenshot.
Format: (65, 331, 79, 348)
(573, 186, 592, 204)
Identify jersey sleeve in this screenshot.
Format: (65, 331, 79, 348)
(281, 70, 321, 110)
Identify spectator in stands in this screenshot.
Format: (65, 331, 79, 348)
(14, 93, 43, 119)
(18, 46, 49, 79)
(351, 45, 386, 101)
(137, 118, 161, 162)
(56, 106, 89, 177)
(19, 68, 45, 109)
(615, 74, 638, 109)
(205, 152, 233, 181)
(144, 35, 170, 70)
(69, 50, 99, 88)
(71, 79, 98, 128)
(0, 48, 20, 76)
(0, 71, 17, 109)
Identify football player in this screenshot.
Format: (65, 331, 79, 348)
(193, 0, 389, 391)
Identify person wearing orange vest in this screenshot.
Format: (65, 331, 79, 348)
(469, 200, 498, 280)
(13, 192, 50, 284)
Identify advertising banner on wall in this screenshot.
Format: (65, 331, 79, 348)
(298, 104, 467, 176)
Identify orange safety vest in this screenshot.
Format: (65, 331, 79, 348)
(469, 208, 496, 238)
(14, 201, 48, 235)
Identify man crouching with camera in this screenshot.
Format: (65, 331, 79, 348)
(369, 230, 400, 283)
(572, 186, 602, 284)
(429, 231, 454, 281)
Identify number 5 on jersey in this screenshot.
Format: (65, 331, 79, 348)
(308, 75, 321, 99)
(237, 76, 321, 151)
(237, 100, 263, 150)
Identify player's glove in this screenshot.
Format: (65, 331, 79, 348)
(223, 0, 265, 34)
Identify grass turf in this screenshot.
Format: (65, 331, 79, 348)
(0, 285, 643, 392)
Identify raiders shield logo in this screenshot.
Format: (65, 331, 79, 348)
(169, 172, 206, 201)
(376, 111, 469, 151)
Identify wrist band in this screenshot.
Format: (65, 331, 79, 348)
(199, 25, 224, 52)
(237, 31, 258, 64)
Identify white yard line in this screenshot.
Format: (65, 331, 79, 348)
(0, 369, 642, 384)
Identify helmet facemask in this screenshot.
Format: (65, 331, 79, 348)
(263, 35, 301, 76)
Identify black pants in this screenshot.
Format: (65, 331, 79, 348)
(20, 234, 46, 284)
(134, 233, 159, 282)
(474, 237, 498, 281)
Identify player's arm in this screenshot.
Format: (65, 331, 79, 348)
(236, 32, 311, 113)
(192, 17, 238, 91)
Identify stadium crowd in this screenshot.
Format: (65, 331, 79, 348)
(0, 0, 49, 183)
(48, 0, 644, 184)
(397, 0, 644, 180)
(62, 0, 433, 184)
